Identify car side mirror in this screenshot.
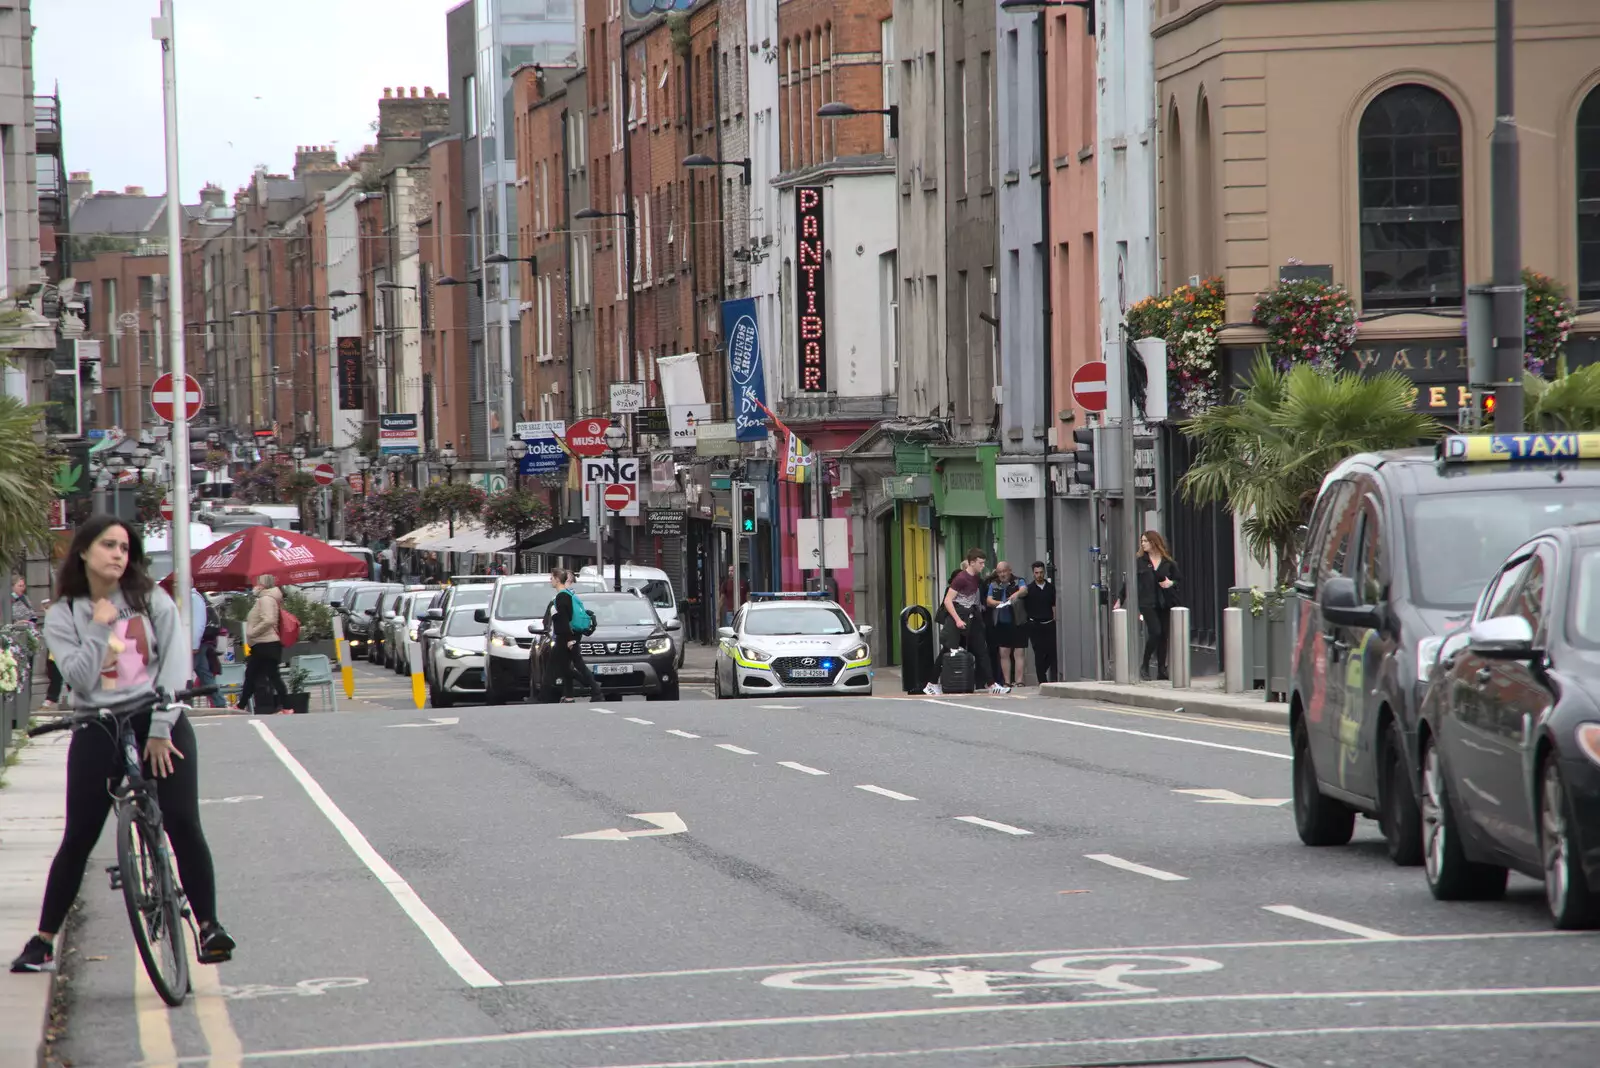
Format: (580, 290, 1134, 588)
(422, 627, 440, 640)
(665, 619, 680, 631)
(717, 626, 735, 639)
(528, 619, 545, 634)
(1468, 616, 1536, 661)
(858, 624, 874, 637)
(426, 608, 443, 621)
(1319, 575, 1381, 630)
(474, 608, 489, 624)
(364, 608, 376, 617)
(330, 599, 343, 609)
(384, 611, 397, 620)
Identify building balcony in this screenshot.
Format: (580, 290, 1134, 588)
(778, 392, 897, 423)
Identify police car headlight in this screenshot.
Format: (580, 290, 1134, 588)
(1416, 636, 1445, 684)
(846, 644, 870, 661)
(737, 644, 770, 664)
(646, 635, 672, 655)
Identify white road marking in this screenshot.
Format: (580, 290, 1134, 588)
(666, 729, 701, 738)
(1084, 853, 1188, 882)
(385, 716, 459, 728)
(777, 761, 828, 776)
(499, 927, 1590, 987)
(163, 986, 1600, 1062)
(249, 721, 500, 988)
(1262, 904, 1400, 941)
(855, 785, 918, 801)
(624, 717, 655, 725)
(922, 698, 1290, 761)
(953, 816, 1033, 836)
(563, 812, 688, 842)
(1173, 788, 1289, 807)
(759, 704, 801, 709)
(593, 707, 617, 714)
(716, 744, 758, 755)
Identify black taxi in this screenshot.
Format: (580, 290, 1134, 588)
(1290, 432, 1600, 865)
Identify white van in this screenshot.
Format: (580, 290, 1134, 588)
(480, 573, 606, 704)
(243, 504, 302, 532)
(578, 565, 683, 666)
(143, 522, 219, 583)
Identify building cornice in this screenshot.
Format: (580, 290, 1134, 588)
(772, 155, 895, 189)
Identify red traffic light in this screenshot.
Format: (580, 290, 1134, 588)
(1482, 392, 1497, 417)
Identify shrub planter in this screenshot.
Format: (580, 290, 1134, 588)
(1265, 595, 1294, 702)
(290, 639, 338, 665)
(283, 692, 312, 715)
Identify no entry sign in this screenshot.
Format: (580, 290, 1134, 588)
(160, 498, 173, 521)
(150, 372, 203, 423)
(312, 463, 336, 486)
(602, 483, 634, 511)
(1070, 361, 1109, 413)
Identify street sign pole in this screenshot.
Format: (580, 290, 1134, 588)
(155, 1, 194, 643)
(731, 481, 743, 620)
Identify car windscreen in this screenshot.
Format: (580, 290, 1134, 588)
(743, 606, 854, 636)
(1406, 490, 1600, 608)
(449, 586, 493, 607)
(495, 583, 560, 620)
(587, 597, 661, 628)
(444, 610, 488, 637)
(410, 595, 438, 618)
(1571, 549, 1600, 649)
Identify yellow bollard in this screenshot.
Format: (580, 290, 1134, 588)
(332, 612, 355, 700)
(408, 633, 425, 710)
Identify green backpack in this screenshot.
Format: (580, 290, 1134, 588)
(567, 592, 595, 635)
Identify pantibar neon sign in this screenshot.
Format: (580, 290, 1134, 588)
(796, 186, 827, 393)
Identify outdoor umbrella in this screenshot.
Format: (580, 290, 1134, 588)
(175, 526, 370, 592)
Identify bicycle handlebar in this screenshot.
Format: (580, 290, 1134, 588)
(27, 685, 221, 737)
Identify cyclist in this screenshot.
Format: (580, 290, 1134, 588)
(10, 515, 235, 974)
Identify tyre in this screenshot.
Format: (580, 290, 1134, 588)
(1380, 723, 1424, 866)
(1292, 721, 1356, 846)
(649, 681, 681, 702)
(429, 685, 454, 709)
(1541, 759, 1600, 929)
(713, 663, 726, 699)
(481, 663, 506, 705)
(1421, 737, 1508, 900)
(117, 804, 190, 1006)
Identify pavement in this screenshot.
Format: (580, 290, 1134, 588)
(8, 658, 1598, 1068)
(0, 729, 68, 1068)
(1041, 674, 1290, 726)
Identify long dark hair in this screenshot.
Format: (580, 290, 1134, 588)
(57, 515, 154, 615)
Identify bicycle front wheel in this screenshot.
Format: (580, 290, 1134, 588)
(117, 803, 190, 1006)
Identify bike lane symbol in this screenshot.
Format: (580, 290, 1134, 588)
(761, 955, 1224, 999)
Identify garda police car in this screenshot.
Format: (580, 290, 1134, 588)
(1291, 432, 1600, 867)
(714, 593, 875, 699)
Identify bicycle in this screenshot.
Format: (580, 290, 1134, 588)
(28, 684, 217, 1006)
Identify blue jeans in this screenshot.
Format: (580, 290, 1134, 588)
(193, 647, 216, 689)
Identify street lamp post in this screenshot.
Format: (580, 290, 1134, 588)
(355, 453, 372, 498)
(506, 438, 528, 574)
(439, 443, 459, 537)
(815, 100, 901, 141)
(602, 424, 628, 592)
(131, 446, 151, 484)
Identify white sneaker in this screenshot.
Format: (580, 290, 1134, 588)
(923, 682, 942, 696)
(988, 683, 1011, 695)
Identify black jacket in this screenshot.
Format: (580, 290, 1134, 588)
(1119, 554, 1180, 611)
(551, 589, 579, 640)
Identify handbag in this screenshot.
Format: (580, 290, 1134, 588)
(278, 602, 301, 646)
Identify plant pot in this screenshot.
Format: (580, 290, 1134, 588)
(1229, 587, 1267, 690)
(1265, 595, 1294, 702)
(283, 692, 312, 715)
(291, 639, 338, 665)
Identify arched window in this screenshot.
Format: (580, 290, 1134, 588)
(1578, 86, 1600, 301)
(1166, 101, 1184, 285)
(1358, 84, 1464, 309)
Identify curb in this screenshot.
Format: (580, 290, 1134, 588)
(1039, 682, 1289, 727)
(0, 731, 70, 1068)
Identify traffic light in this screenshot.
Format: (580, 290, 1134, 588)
(1072, 428, 1096, 488)
(1482, 390, 1497, 421)
(739, 485, 757, 534)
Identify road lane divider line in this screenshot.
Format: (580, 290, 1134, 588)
(665, 729, 701, 738)
(716, 744, 758, 755)
(922, 699, 1290, 760)
(1262, 904, 1400, 941)
(248, 721, 501, 988)
(190, 955, 245, 1068)
(623, 717, 655, 725)
(856, 785, 918, 801)
(134, 952, 179, 1068)
(1084, 853, 1188, 881)
(592, 708, 616, 714)
(954, 816, 1033, 836)
(777, 761, 829, 776)
(158, 985, 1600, 1062)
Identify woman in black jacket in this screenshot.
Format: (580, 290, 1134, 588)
(1114, 530, 1180, 680)
(547, 570, 604, 702)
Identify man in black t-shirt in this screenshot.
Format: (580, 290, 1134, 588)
(1022, 560, 1058, 683)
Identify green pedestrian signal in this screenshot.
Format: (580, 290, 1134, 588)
(739, 486, 757, 534)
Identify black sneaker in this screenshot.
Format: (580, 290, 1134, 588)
(196, 922, 235, 965)
(10, 936, 54, 973)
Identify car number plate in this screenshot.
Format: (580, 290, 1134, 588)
(788, 668, 829, 678)
(593, 663, 637, 675)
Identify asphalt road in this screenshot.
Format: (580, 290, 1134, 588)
(47, 659, 1600, 1068)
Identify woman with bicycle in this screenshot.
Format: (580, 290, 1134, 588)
(10, 515, 235, 974)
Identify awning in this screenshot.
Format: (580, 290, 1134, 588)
(395, 520, 454, 551)
(436, 524, 513, 555)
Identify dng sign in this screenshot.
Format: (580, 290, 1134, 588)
(796, 186, 827, 393)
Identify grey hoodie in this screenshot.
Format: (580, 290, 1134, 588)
(42, 587, 191, 740)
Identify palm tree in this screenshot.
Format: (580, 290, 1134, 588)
(1527, 363, 1600, 431)
(0, 393, 60, 568)
(1181, 350, 1442, 586)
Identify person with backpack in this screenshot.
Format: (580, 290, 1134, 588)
(546, 569, 604, 703)
(924, 549, 1006, 696)
(241, 575, 291, 714)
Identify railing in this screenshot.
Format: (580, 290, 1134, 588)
(1159, 427, 1233, 658)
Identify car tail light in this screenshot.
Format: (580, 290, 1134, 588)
(1577, 724, 1600, 768)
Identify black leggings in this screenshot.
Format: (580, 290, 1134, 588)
(242, 641, 288, 713)
(39, 713, 217, 935)
(545, 637, 602, 700)
(1142, 605, 1172, 676)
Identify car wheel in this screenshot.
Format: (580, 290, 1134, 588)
(1541, 759, 1600, 929)
(649, 681, 680, 702)
(1421, 737, 1508, 901)
(1292, 721, 1355, 846)
(1379, 722, 1424, 866)
(429, 686, 453, 709)
(713, 663, 725, 699)
(482, 663, 506, 705)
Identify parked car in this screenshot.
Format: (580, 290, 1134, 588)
(713, 594, 873, 699)
(530, 591, 680, 702)
(343, 583, 401, 660)
(425, 606, 489, 708)
(481, 574, 605, 704)
(1417, 520, 1600, 928)
(578, 565, 684, 666)
(1290, 432, 1600, 866)
(420, 580, 496, 690)
(393, 590, 443, 675)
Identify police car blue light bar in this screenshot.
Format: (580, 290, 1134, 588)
(1439, 433, 1600, 463)
(748, 591, 830, 601)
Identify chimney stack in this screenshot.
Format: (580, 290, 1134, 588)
(124, 185, 146, 196)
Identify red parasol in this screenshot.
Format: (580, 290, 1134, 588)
(174, 527, 370, 592)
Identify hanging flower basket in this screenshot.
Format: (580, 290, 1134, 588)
(1125, 276, 1227, 414)
(1252, 274, 1359, 372)
(1522, 269, 1576, 379)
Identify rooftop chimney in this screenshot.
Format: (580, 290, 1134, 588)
(124, 185, 146, 196)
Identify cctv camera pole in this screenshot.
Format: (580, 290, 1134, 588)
(1491, 0, 1525, 433)
(155, 0, 194, 642)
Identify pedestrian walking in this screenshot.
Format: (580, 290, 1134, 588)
(1115, 530, 1180, 680)
(544, 568, 603, 703)
(925, 548, 1006, 696)
(240, 575, 290, 714)
(718, 565, 748, 628)
(1022, 561, 1059, 683)
(190, 587, 217, 703)
(10, 515, 234, 974)
(986, 562, 1028, 688)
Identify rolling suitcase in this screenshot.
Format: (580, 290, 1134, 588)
(940, 648, 976, 694)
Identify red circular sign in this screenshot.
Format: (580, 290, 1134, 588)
(159, 498, 173, 521)
(312, 463, 336, 486)
(150, 372, 204, 423)
(1070, 361, 1109, 413)
(602, 483, 633, 511)
(566, 417, 612, 457)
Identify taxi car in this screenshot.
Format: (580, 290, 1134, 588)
(713, 593, 873, 699)
(1291, 432, 1600, 867)
(1417, 518, 1600, 928)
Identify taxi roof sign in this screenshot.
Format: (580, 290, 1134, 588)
(1440, 432, 1600, 463)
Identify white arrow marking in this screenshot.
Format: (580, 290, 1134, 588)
(386, 717, 460, 728)
(1173, 788, 1290, 807)
(563, 812, 688, 842)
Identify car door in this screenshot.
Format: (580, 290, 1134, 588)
(1306, 481, 1362, 789)
(1339, 488, 1392, 802)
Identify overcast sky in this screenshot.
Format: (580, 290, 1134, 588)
(35, 0, 461, 202)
